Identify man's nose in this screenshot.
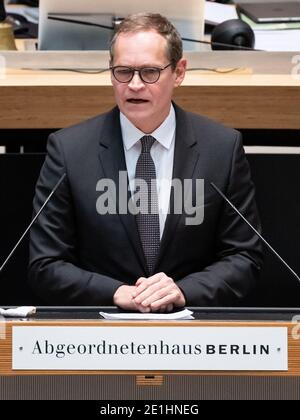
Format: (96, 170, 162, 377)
(128, 71, 145, 89)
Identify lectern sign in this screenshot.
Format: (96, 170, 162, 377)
(12, 326, 288, 371)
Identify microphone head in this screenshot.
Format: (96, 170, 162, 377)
(211, 19, 255, 51)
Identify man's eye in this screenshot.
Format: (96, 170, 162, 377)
(142, 68, 158, 76)
(116, 69, 132, 75)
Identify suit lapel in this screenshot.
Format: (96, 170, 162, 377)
(155, 105, 200, 269)
(98, 107, 147, 273)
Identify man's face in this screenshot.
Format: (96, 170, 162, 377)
(111, 30, 186, 133)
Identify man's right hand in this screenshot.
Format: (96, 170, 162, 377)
(113, 285, 151, 312)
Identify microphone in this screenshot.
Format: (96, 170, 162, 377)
(208, 19, 255, 51)
(0, 173, 66, 274)
(182, 36, 258, 51)
(47, 15, 260, 52)
(0, 0, 6, 22)
(211, 182, 300, 284)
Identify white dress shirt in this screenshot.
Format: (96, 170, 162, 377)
(120, 105, 176, 239)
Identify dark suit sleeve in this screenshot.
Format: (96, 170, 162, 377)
(28, 133, 124, 305)
(176, 133, 263, 306)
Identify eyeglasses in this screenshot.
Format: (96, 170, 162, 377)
(110, 63, 173, 84)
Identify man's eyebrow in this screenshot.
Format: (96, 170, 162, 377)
(114, 63, 165, 68)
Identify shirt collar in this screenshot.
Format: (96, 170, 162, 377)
(120, 104, 176, 151)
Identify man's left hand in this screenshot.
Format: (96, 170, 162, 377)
(133, 272, 186, 312)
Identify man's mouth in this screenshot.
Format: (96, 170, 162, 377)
(127, 99, 149, 104)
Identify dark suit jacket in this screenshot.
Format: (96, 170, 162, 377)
(28, 104, 263, 306)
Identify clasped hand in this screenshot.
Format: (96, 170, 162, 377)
(113, 272, 186, 313)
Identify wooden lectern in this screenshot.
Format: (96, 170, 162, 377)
(1, 308, 300, 400)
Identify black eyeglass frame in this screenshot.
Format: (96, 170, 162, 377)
(110, 63, 173, 84)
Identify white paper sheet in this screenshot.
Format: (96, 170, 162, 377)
(0, 306, 36, 317)
(99, 309, 194, 320)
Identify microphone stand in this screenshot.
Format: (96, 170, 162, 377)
(0, 174, 66, 273)
(47, 15, 263, 52)
(211, 182, 300, 284)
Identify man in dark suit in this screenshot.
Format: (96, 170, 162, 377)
(29, 13, 263, 311)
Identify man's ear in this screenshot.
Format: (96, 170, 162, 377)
(174, 58, 187, 87)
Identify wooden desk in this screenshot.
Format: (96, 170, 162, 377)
(1, 309, 300, 400)
(1, 51, 300, 130)
(1, 318, 299, 377)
